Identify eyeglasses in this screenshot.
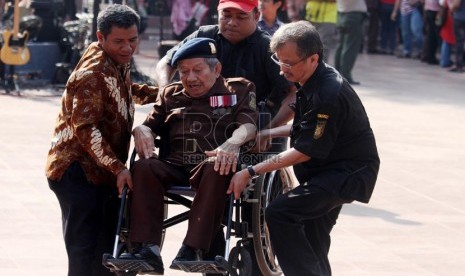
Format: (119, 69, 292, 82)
(271, 53, 307, 70)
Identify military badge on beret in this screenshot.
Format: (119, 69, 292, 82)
(209, 42, 217, 54)
(313, 114, 329, 139)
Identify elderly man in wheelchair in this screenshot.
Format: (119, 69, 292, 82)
(112, 37, 258, 275)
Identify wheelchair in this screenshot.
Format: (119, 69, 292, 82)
(102, 138, 294, 276)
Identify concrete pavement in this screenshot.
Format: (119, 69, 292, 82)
(0, 37, 464, 275)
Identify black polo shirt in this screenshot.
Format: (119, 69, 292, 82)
(165, 25, 291, 108)
(290, 62, 380, 203)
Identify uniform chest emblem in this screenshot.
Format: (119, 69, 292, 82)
(210, 94, 237, 116)
(313, 114, 329, 139)
(209, 94, 237, 107)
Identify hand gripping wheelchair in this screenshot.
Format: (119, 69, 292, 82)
(102, 138, 294, 276)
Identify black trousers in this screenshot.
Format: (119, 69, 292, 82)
(423, 10, 440, 63)
(48, 162, 119, 276)
(265, 184, 351, 276)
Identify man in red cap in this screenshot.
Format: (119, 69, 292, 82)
(218, 0, 258, 12)
(155, 0, 296, 151)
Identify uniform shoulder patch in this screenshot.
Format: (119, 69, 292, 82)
(165, 81, 182, 88)
(313, 114, 329, 139)
(164, 82, 184, 96)
(226, 77, 249, 85)
(225, 77, 250, 95)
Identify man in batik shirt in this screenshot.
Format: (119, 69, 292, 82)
(45, 5, 158, 276)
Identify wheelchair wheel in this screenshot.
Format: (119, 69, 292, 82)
(251, 168, 294, 276)
(229, 246, 253, 276)
(160, 197, 168, 248)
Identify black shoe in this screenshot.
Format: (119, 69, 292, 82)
(121, 246, 164, 275)
(170, 244, 203, 270)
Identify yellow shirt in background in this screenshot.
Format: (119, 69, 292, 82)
(305, 0, 337, 23)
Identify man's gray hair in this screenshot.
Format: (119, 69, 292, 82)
(270, 21, 324, 61)
(97, 4, 140, 37)
(204, 57, 220, 70)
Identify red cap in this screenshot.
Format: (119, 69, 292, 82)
(217, 0, 258, 12)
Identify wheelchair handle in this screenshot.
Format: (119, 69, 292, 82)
(112, 186, 128, 258)
(224, 194, 234, 261)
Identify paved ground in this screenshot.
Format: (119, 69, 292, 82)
(0, 36, 464, 276)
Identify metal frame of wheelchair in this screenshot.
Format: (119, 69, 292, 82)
(103, 143, 294, 276)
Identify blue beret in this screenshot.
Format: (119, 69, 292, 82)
(171, 38, 217, 67)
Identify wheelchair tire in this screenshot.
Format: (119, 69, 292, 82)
(251, 168, 294, 276)
(229, 246, 253, 276)
(160, 197, 168, 248)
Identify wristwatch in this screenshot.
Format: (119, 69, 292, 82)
(247, 165, 259, 179)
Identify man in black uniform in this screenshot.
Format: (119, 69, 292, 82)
(229, 21, 380, 276)
(156, 1, 296, 273)
(121, 38, 258, 274)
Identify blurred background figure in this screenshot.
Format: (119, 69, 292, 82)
(422, 0, 441, 64)
(334, 0, 367, 85)
(171, 0, 209, 40)
(438, 0, 456, 68)
(391, 0, 424, 59)
(258, 0, 284, 36)
(449, 0, 465, 72)
(171, 0, 194, 40)
(365, 0, 381, 54)
(285, 0, 307, 21)
(305, 0, 338, 63)
(379, 0, 398, 54)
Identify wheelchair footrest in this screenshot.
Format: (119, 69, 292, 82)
(170, 256, 229, 274)
(102, 253, 160, 274)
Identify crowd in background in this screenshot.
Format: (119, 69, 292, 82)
(168, 0, 465, 75)
(1, 0, 463, 80)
